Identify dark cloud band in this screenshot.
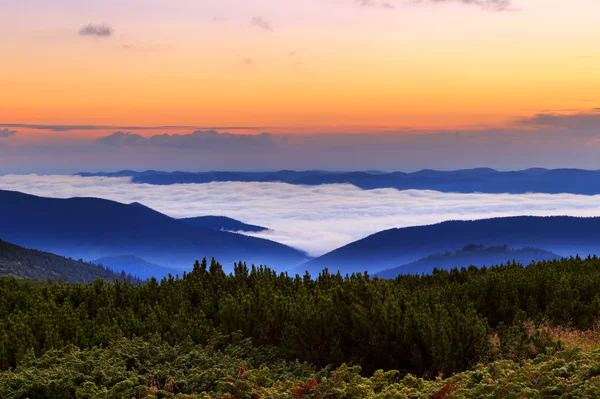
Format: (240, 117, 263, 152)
(0, 124, 265, 132)
(251, 17, 273, 31)
(405, 0, 512, 11)
(0, 129, 17, 138)
(79, 24, 113, 37)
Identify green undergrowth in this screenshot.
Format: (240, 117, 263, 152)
(1, 331, 600, 399)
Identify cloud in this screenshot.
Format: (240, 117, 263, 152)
(0, 129, 17, 138)
(95, 131, 146, 146)
(517, 112, 600, 132)
(0, 123, 264, 132)
(357, 0, 396, 8)
(3, 110, 600, 173)
(251, 17, 273, 31)
(79, 24, 113, 38)
(406, 0, 513, 11)
(95, 130, 276, 149)
(4, 175, 600, 257)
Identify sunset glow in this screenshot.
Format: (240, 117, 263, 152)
(2, 0, 599, 133)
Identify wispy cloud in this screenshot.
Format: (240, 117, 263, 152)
(95, 132, 146, 146)
(406, 0, 513, 12)
(3, 176, 600, 257)
(0, 123, 264, 132)
(517, 112, 600, 131)
(251, 17, 273, 32)
(357, 0, 396, 9)
(3, 110, 600, 173)
(95, 130, 275, 149)
(0, 129, 17, 138)
(79, 24, 113, 38)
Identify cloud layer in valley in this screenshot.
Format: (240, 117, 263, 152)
(3, 175, 600, 257)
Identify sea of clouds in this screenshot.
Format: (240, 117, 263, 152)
(3, 174, 600, 257)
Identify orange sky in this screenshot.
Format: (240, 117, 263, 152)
(1, 0, 599, 133)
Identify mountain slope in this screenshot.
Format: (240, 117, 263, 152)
(0, 190, 307, 273)
(375, 244, 560, 278)
(77, 168, 600, 195)
(0, 239, 131, 283)
(180, 216, 267, 232)
(299, 216, 600, 276)
(94, 255, 178, 279)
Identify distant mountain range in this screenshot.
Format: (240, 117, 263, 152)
(298, 216, 600, 276)
(180, 216, 267, 233)
(6, 184, 600, 280)
(0, 189, 307, 274)
(0, 239, 134, 283)
(375, 244, 560, 279)
(78, 168, 600, 195)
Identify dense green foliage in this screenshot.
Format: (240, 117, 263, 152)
(1, 335, 599, 398)
(0, 239, 140, 284)
(2, 255, 600, 378)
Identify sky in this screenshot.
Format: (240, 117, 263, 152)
(4, 175, 600, 256)
(1, 0, 600, 171)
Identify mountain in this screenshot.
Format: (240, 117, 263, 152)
(375, 244, 560, 279)
(77, 168, 600, 195)
(180, 216, 267, 233)
(299, 216, 600, 276)
(77, 170, 177, 178)
(94, 255, 178, 279)
(0, 239, 133, 283)
(0, 190, 308, 273)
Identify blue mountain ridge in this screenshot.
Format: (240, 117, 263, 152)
(374, 244, 561, 279)
(0, 189, 308, 275)
(76, 168, 600, 195)
(94, 255, 178, 279)
(298, 216, 600, 276)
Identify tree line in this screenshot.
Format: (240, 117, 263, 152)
(1, 255, 600, 376)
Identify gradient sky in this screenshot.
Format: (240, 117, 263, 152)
(2, 0, 600, 132)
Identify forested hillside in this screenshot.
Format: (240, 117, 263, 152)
(2, 256, 600, 371)
(0, 239, 137, 283)
(376, 244, 560, 278)
(3, 255, 600, 397)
